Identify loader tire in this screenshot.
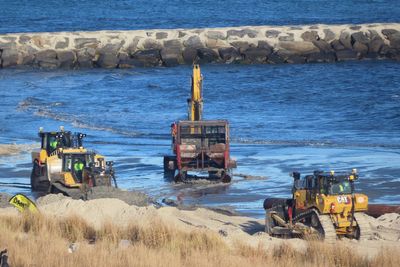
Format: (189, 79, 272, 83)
(30, 162, 41, 191)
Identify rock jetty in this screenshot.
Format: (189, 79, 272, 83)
(0, 23, 399, 68)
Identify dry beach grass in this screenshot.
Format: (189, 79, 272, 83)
(0, 212, 399, 267)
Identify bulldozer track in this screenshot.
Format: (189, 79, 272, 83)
(354, 212, 373, 241)
(294, 209, 337, 242)
(318, 213, 337, 243)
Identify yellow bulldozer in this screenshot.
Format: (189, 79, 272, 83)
(263, 169, 372, 241)
(30, 127, 117, 198)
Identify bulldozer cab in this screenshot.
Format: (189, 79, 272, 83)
(314, 171, 357, 196)
(292, 170, 359, 210)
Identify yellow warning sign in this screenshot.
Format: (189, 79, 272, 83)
(8, 194, 38, 213)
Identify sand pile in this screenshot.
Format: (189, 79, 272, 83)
(0, 194, 394, 255)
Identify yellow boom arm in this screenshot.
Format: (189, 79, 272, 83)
(188, 64, 203, 121)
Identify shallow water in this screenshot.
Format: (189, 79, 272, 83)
(1, 0, 400, 33)
(0, 61, 399, 217)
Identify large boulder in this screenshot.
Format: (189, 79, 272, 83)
(156, 32, 168, 40)
(35, 49, 59, 68)
(278, 33, 294, 42)
(267, 53, 285, 64)
(301, 31, 320, 42)
(55, 38, 69, 49)
(242, 47, 270, 63)
(351, 32, 370, 45)
(380, 45, 400, 60)
(227, 29, 258, 38)
(218, 47, 242, 63)
(76, 48, 95, 68)
(17, 51, 35, 66)
(306, 51, 336, 63)
(265, 30, 281, 38)
(96, 43, 122, 68)
(229, 41, 251, 53)
(368, 31, 384, 54)
(19, 35, 31, 44)
(336, 49, 358, 61)
(257, 41, 273, 54)
(279, 41, 319, 55)
(182, 47, 198, 64)
(196, 48, 220, 63)
(286, 54, 306, 64)
(126, 36, 143, 54)
(183, 36, 204, 48)
(382, 29, 400, 49)
(1, 48, 18, 67)
(142, 39, 162, 50)
(161, 47, 183, 66)
(57, 50, 76, 68)
(206, 31, 226, 40)
(339, 32, 353, 50)
(312, 39, 334, 53)
(74, 38, 99, 49)
(131, 49, 161, 67)
(160, 39, 184, 66)
(352, 42, 368, 57)
(330, 39, 345, 51)
(323, 29, 336, 42)
(117, 52, 135, 68)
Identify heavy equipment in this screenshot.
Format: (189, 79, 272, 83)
(264, 169, 372, 241)
(30, 127, 117, 198)
(163, 64, 236, 183)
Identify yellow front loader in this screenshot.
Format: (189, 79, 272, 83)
(30, 127, 117, 198)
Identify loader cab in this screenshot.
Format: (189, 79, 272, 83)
(62, 153, 94, 182)
(39, 131, 72, 155)
(38, 130, 86, 156)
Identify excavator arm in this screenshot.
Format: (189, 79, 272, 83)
(188, 64, 203, 121)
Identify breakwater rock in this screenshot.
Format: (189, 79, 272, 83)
(0, 23, 399, 68)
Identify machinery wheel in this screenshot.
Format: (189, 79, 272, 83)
(220, 173, 232, 183)
(354, 212, 373, 241)
(163, 156, 177, 181)
(30, 162, 42, 191)
(174, 171, 187, 183)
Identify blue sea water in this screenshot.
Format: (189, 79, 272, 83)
(0, 0, 399, 33)
(0, 62, 399, 217)
(0, 1, 399, 217)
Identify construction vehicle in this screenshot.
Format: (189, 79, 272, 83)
(264, 169, 372, 241)
(30, 127, 117, 198)
(163, 64, 236, 183)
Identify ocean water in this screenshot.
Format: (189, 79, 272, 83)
(0, 62, 399, 217)
(0, 0, 400, 33)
